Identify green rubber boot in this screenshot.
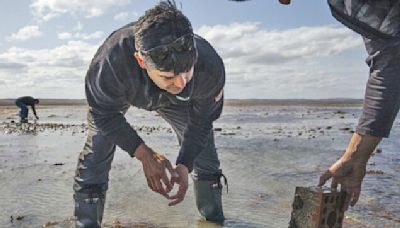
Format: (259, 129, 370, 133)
(74, 191, 106, 228)
(193, 171, 227, 224)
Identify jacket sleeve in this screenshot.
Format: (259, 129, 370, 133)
(31, 105, 37, 117)
(85, 58, 143, 156)
(356, 37, 400, 137)
(175, 95, 224, 172)
(175, 65, 225, 172)
(328, 0, 400, 40)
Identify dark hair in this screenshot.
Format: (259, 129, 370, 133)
(134, 1, 197, 73)
(34, 99, 39, 104)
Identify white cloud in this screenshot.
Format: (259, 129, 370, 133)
(0, 41, 98, 98)
(132, 12, 139, 17)
(0, 22, 368, 99)
(196, 22, 366, 99)
(57, 31, 104, 41)
(114, 12, 129, 21)
(74, 31, 104, 40)
(197, 22, 362, 64)
(58, 32, 72, 40)
(8, 25, 43, 41)
(30, 0, 131, 20)
(73, 21, 83, 31)
(58, 22, 104, 41)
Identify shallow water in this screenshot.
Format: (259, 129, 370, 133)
(0, 105, 399, 227)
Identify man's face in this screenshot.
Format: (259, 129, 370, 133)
(146, 66, 194, 95)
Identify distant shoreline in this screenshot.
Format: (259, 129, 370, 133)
(0, 99, 363, 107)
(224, 99, 363, 107)
(0, 99, 87, 106)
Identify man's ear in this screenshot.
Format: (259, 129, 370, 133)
(134, 52, 146, 69)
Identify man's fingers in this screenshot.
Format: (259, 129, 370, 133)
(164, 160, 175, 176)
(168, 191, 185, 206)
(161, 173, 172, 193)
(147, 174, 169, 198)
(168, 185, 186, 200)
(164, 161, 178, 188)
(146, 180, 152, 190)
(331, 177, 339, 190)
(145, 177, 154, 191)
(170, 175, 179, 187)
(342, 187, 352, 211)
(148, 177, 162, 194)
(149, 178, 158, 191)
(152, 177, 169, 198)
(318, 170, 332, 187)
(350, 189, 361, 207)
(168, 197, 184, 206)
(168, 194, 180, 200)
(168, 184, 188, 206)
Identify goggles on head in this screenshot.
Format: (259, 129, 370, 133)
(140, 33, 195, 64)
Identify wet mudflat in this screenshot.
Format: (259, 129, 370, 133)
(0, 104, 399, 227)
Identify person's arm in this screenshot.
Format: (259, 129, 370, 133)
(31, 105, 38, 119)
(176, 95, 224, 172)
(168, 67, 224, 206)
(86, 57, 174, 197)
(319, 37, 400, 210)
(86, 59, 143, 155)
(168, 94, 224, 206)
(319, 133, 381, 211)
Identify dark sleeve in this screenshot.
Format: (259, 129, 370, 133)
(356, 37, 400, 137)
(327, 0, 399, 40)
(176, 70, 225, 172)
(86, 58, 144, 156)
(31, 105, 37, 117)
(176, 97, 223, 172)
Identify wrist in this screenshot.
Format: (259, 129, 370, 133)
(176, 164, 189, 174)
(343, 133, 381, 163)
(134, 143, 152, 161)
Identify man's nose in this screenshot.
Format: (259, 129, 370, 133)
(175, 74, 187, 89)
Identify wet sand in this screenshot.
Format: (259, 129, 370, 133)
(0, 102, 399, 227)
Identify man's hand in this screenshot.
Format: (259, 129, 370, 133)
(35, 115, 39, 120)
(318, 133, 381, 211)
(135, 143, 175, 198)
(168, 164, 189, 206)
(318, 156, 367, 211)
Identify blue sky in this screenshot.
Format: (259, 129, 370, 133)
(0, 0, 368, 99)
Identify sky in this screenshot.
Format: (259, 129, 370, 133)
(0, 0, 369, 99)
